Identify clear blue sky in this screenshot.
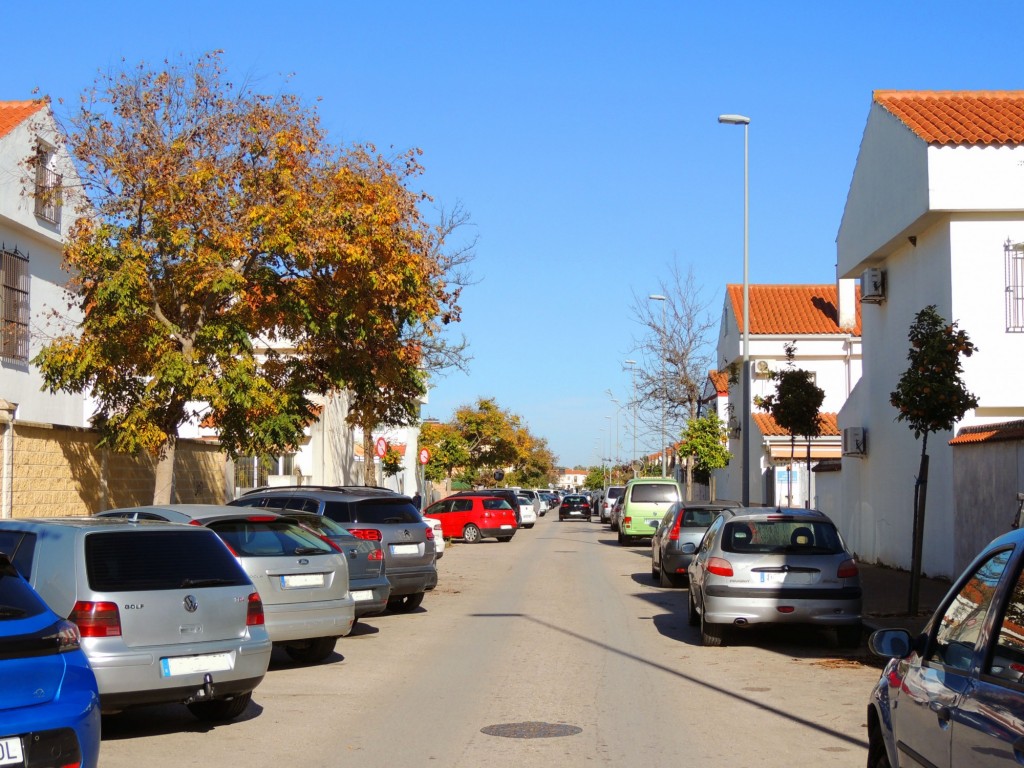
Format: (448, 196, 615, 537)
(4, 1, 1021, 467)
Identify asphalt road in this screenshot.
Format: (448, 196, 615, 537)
(98, 511, 881, 767)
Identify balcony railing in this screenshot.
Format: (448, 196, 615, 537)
(33, 166, 62, 226)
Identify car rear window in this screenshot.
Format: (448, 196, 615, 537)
(206, 520, 335, 557)
(722, 520, 844, 555)
(0, 557, 47, 621)
(682, 509, 724, 528)
(607, 487, 624, 499)
(630, 484, 679, 503)
(85, 531, 251, 591)
(352, 500, 423, 525)
(482, 499, 511, 511)
(0, 530, 36, 579)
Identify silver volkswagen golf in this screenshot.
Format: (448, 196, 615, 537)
(0, 517, 272, 721)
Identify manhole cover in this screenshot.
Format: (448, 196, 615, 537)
(481, 722, 582, 739)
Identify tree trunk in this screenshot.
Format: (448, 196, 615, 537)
(805, 436, 812, 509)
(362, 429, 376, 486)
(685, 455, 693, 501)
(908, 433, 930, 615)
(788, 436, 795, 506)
(153, 436, 176, 505)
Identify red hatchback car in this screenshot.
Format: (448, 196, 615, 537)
(423, 496, 519, 543)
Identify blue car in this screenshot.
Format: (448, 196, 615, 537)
(0, 552, 100, 768)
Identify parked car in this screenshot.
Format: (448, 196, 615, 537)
(0, 551, 101, 767)
(618, 477, 682, 545)
(98, 505, 355, 663)
(867, 526, 1024, 768)
(423, 496, 518, 543)
(0, 517, 272, 720)
(558, 494, 592, 522)
(651, 502, 739, 587)
(229, 486, 437, 614)
(687, 508, 862, 647)
(599, 485, 625, 524)
(538, 491, 558, 510)
(281, 511, 390, 620)
(422, 515, 445, 559)
(515, 488, 543, 518)
(609, 495, 625, 531)
(448, 489, 523, 527)
(516, 495, 538, 528)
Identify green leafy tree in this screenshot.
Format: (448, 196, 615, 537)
(583, 466, 605, 490)
(756, 343, 824, 507)
(451, 398, 522, 475)
(681, 413, 731, 499)
(890, 305, 979, 613)
(418, 421, 470, 484)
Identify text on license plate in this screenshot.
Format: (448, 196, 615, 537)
(161, 652, 233, 677)
(351, 590, 374, 601)
(281, 573, 325, 588)
(391, 544, 419, 555)
(0, 737, 23, 767)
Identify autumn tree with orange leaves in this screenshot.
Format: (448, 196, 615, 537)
(35, 52, 466, 501)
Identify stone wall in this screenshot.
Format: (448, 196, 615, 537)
(9, 422, 227, 518)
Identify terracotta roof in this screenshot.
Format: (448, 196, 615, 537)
(727, 284, 862, 336)
(0, 100, 47, 141)
(753, 412, 839, 437)
(874, 90, 1024, 146)
(708, 370, 729, 395)
(950, 419, 1024, 445)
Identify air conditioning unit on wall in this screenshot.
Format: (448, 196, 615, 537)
(861, 268, 885, 303)
(842, 427, 866, 457)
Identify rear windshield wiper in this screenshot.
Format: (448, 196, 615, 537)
(179, 578, 237, 588)
(293, 546, 326, 555)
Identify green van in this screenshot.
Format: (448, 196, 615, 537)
(618, 477, 683, 545)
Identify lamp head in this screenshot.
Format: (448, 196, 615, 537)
(718, 114, 750, 125)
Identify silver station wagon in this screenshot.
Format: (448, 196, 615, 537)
(0, 517, 272, 721)
(98, 505, 356, 664)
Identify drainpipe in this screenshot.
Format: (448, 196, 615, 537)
(0, 400, 17, 519)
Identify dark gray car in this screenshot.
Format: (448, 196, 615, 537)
(230, 486, 437, 613)
(651, 502, 739, 587)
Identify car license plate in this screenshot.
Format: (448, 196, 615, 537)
(391, 544, 419, 555)
(351, 590, 374, 602)
(0, 737, 23, 767)
(500, 524, 513, 530)
(281, 573, 325, 588)
(161, 652, 233, 677)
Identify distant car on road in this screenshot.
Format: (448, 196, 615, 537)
(558, 494, 591, 522)
(599, 485, 625, 524)
(516, 495, 538, 528)
(687, 508, 862, 648)
(618, 478, 682, 545)
(651, 502, 738, 587)
(423, 496, 518, 543)
(0, 551, 101, 767)
(867, 526, 1024, 768)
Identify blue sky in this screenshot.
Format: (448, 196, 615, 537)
(4, 1, 1022, 467)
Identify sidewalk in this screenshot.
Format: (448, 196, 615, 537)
(859, 562, 952, 635)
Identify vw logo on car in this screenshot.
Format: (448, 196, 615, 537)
(182, 594, 199, 613)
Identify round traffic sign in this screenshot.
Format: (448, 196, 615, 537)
(418, 448, 431, 465)
(375, 437, 387, 458)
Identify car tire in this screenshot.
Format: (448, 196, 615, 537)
(187, 691, 252, 722)
(700, 611, 725, 647)
(610, 520, 619, 532)
(659, 564, 675, 588)
(651, 560, 659, 579)
(388, 592, 425, 613)
(836, 623, 863, 649)
(462, 523, 482, 543)
(867, 727, 892, 768)
(687, 590, 700, 627)
(285, 636, 337, 664)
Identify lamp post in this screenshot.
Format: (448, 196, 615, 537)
(624, 360, 637, 475)
(648, 294, 668, 477)
(604, 416, 612, 485)
(718, 113, 750, 506)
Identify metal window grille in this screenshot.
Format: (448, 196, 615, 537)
(0, 248, 29, 361)
(235, 455, 277, 491)
(1006, 239, 1024, 332)
(33, 162, 62, 226)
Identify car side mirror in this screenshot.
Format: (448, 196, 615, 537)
(680, 543, 697, 554)
(868, 628, 914, 659)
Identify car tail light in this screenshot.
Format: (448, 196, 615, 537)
(622, 516, 632, 528)
(188, 519, 204, 526)
(69, 601, 121, 638)
(45, 619, 82, 653)
(560, 502, 568, 510)
(349, 528, 382, 541)
(776, 606, 795, 613)
(246, 592, 265, 626)
(837, 559, 859, 578)
(247, 515, 279, 522)
(367, 549, 384, 561)
(707, 557, 733, 577)
(583, 502, 590, 510)
(668, 516, 682, 541)
(425, 526, 435, 540)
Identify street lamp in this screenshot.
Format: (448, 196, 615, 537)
(624, 360, 638, 476)
(718, 112, 750, 506)
(604, 416, 612, 486)
(648, 294, 668, 477)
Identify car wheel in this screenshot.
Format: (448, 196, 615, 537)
(497, 536, 513, 542)
(659, 564, 675, 588)
(687, 590, 700, 627)
(867, 724, 892, 768)
(617, 530, 626, 545)
(610, 520, 619, 532)
(187, 691, 252, 722)
(388, 592, 425, 613)
(700, 610, 725, 647)
(836, 623, 863, 649)
(285, 636, 337, 664)
(462, 523, 482, 543)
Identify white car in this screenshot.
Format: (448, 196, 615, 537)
(423, 516, 445, 558)
(516, 496, 538, 528)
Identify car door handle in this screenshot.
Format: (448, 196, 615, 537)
(929, 701, 952, 725)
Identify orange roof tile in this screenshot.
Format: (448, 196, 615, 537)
(0, 100, 47, 141)
(753, 412, 839, 437)
(874, 90, 1024, 146)
(708, 370, 729, 395)
(950, 420, 1024, 445)
(727, 285, 862, 336)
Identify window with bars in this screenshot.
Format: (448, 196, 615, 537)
(32, 147, 62, 226)
(0, 248, 29, 361)
(1006, 239, 1024, 332)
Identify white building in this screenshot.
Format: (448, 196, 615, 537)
(0, 100, 85, 426)
(706, 283, 862, 507)
(835, 90, 1024, 578)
